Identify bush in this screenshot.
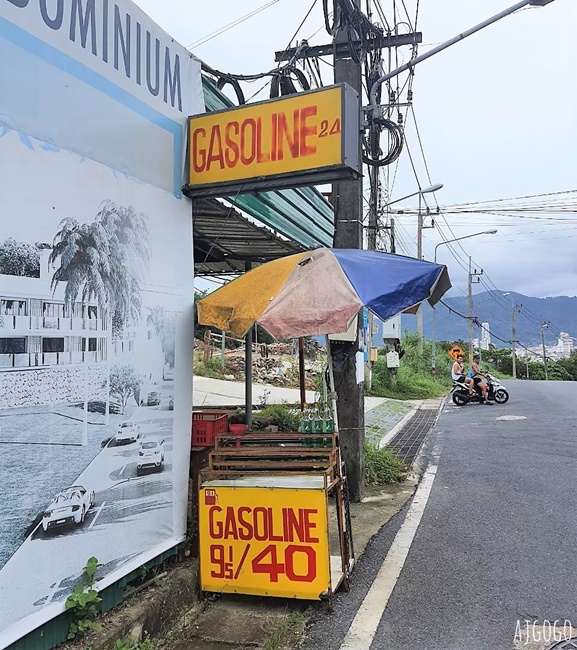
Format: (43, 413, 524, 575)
(253, 403, 301, 431)
(364, 443, 407, 485)
(370, 334, 452, 400)
(194, 355, 235, 380)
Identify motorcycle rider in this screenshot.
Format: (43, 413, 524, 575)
(470, 354, 491, 404)
(451, 354, 474, 395)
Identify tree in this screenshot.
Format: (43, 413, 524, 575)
(557, 352, 577, 381)
(108, 364, 141, 413)
(49, 201, 150, 334)
(0, 238, 40, 277)
(485, 344, 514, 375)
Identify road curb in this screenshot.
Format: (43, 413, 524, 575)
(378, 401, 422, 449)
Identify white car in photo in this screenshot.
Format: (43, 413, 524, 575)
(137, 439, 165, 474)
(115, 421, 141, 445)
(42, 485, 95, 533)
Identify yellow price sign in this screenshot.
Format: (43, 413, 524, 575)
(199, 485, 330, 600)
(448, 345, 465, 361)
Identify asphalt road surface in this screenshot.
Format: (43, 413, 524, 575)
(303, 381, 577, 650)
(0, 402, 175, 634)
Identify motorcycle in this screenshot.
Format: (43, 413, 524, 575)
(451, 371, 509, 406)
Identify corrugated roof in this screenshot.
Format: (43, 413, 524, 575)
(193, 199, 304, 275)
(200, 76, 335, 249)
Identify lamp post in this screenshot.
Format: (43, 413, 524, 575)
(374, 183, 444, 252)
(431, 230, 497, 372)
(414, 184, 443, 352)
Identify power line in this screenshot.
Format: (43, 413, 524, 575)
(188, 0, 281, 49)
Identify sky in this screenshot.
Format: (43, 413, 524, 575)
(135, 0, 577, 299)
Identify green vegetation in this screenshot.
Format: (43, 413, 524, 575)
(65, 557, 102, 640)
(263, 611, 305, 650)
(112, 634, 155, 650)
(370, 334, 454, 399)
(365, 442, 408, 485)
(253, 402, 301, 431)
(193, 352, 235, 380)
(485, 344, 577, 381)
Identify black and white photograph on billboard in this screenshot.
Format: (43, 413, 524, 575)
(0, 128, 194, 646)
(0, 1, 202, 646)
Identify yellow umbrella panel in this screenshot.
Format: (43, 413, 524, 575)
(197, 252, 308, 337)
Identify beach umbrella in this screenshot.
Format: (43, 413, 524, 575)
(197, 248, 451, 339)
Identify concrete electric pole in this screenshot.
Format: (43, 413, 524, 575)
(467, 257, 483, 363)
(332, 0, 365, 502)
(541, 322, 549, 381)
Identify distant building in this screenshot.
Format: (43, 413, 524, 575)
(0, 249, 108, 370)
(557, 332, 574, 358)
(480, 322, 491, 350)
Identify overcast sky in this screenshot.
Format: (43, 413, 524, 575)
(136, 0, 577, 299)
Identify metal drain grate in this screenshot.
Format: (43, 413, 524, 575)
(385, 408, 437, 465)
(546, 640, 577, 650)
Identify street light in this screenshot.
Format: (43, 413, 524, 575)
(377, 183, 443, 254)
(431, 230, 498, 372)
(385, 183, 444, 209)
(380, 184, 443, 352)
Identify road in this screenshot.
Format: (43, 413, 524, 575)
(302, 381, 577, 650)
(0, 397, 176, 638)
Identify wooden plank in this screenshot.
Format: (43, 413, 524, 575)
(213, 447, 332, 458)
(210, 460, 331, 469)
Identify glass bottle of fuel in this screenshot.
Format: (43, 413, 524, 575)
(312, 404, 324, 434)
(301, 405, 312, 434)
(323, 406, 335, 433)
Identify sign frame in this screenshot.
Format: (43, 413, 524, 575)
(199, 484, 332, 600)
(183, 83, 360, 199)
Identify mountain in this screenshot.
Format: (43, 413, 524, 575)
(401, 291, 577, 348)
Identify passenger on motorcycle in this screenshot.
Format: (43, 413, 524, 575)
(451, 354, 474, 395)
(469, 355, 491, 404)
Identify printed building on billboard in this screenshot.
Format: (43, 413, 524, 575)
(0, 248, 109, 370)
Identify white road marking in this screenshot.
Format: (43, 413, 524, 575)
(119, 463, 127, 476)
(88, 501, 107, 529)
(339, 461, 439, 650)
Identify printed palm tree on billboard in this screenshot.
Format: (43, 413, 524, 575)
(49, 201, 151, 439)
(49, 200, 150, 330)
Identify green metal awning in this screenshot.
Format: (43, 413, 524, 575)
(200, 77, 335, 249)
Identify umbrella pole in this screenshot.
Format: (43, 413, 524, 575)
(298, 337, 306, 411)
(245, 263, 253, 428)
(325, 335, 339, 432)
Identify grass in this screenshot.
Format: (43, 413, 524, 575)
(369, 334, 453, 400)
(193, 353, 234, 380)
(263, 611, 306, 650)
(364, 442, 408, 485)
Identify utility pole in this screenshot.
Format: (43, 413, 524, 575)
(541, 322, 549, 381)
(332, 0, 365, 502)
(416, 193, 423, 353)
(467, 257, 483, 363)
(511, 304, 516, 379)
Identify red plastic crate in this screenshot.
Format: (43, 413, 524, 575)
(192, 411, 228, 447)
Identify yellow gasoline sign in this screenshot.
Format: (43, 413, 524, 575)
(186, 84, 360, 197)
(199, 485, 330, 599)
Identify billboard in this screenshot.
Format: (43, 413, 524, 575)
(0, 1, 202, 647)
(199, 485, 330, 599)
(184, 84, 361, 198)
